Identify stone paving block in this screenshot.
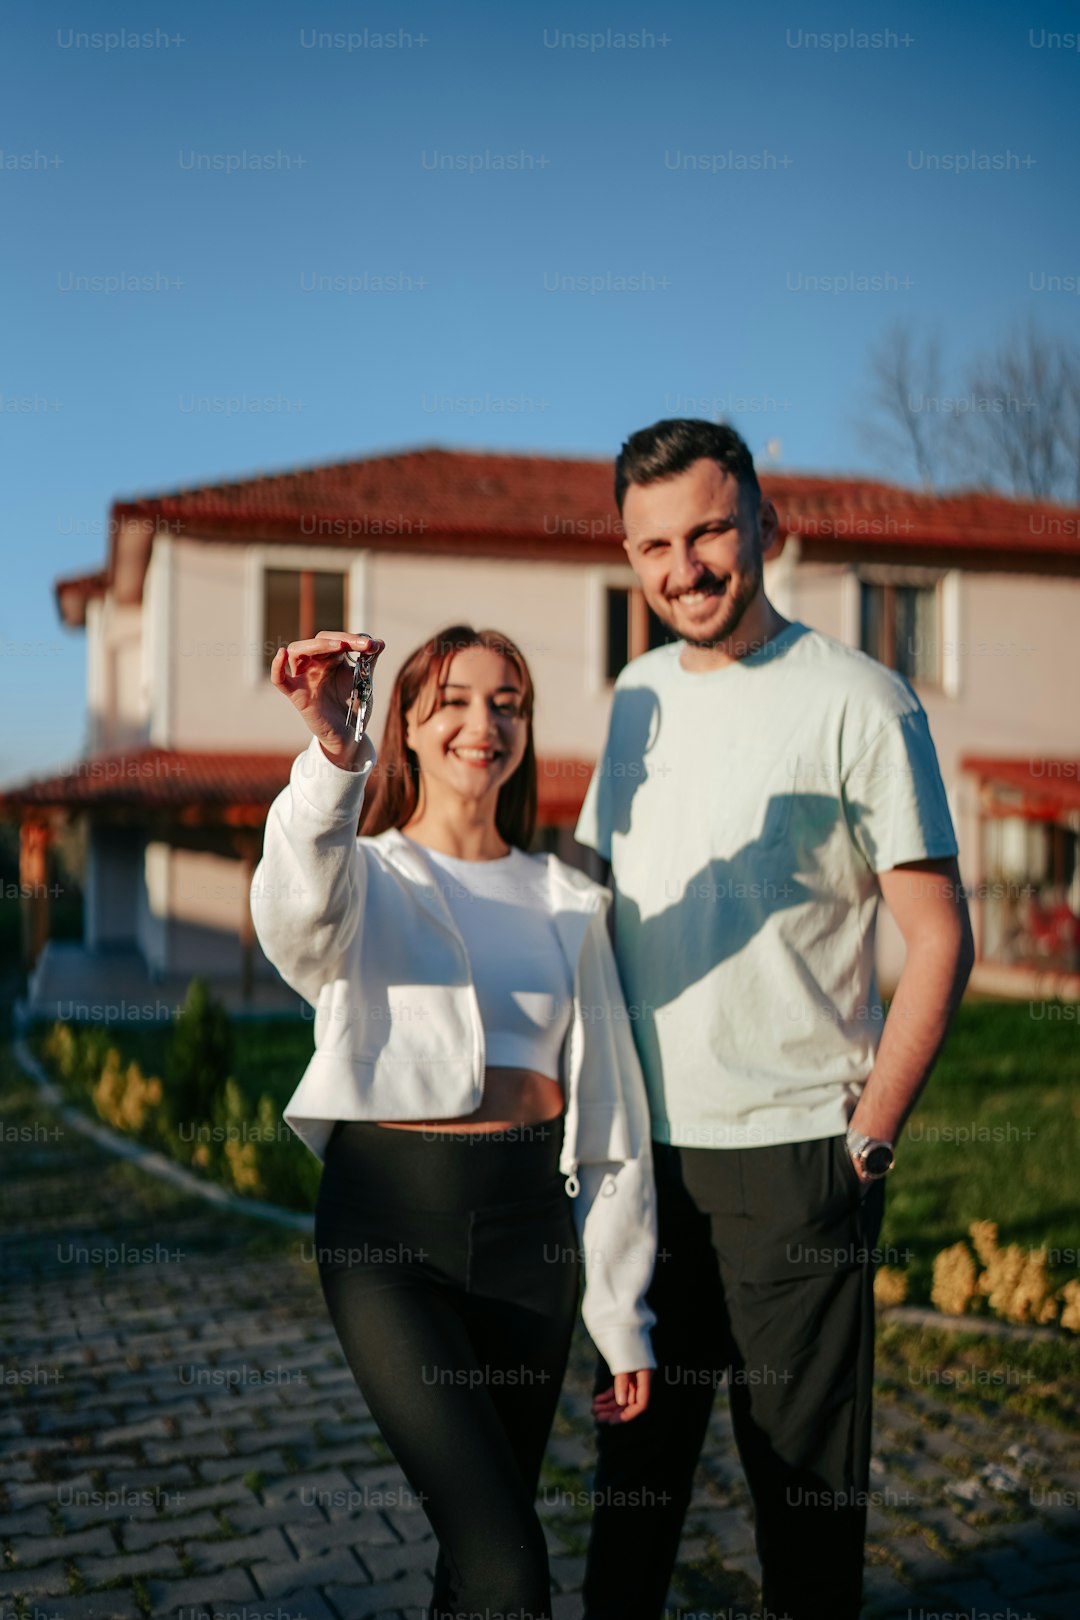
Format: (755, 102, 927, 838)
(0, 1505, 52, 1537)
(550, 1552, 587, 1593)
(121, 1509, 222, 1549)
(263, 1465, 356, 1504)
(223, 1495, 322, 1535)
(324, 1573, 432, 1619)
(693, 1504, 757, 1555)
(33, 1407, 123, 1435)
(145, 1567, 261, 1611)
(40, 1453, 139, 1477)
(78, 1543, 184, 1583)
(86, 1464, 193, 1495)
(0, 1459, 37, 1482)
(887, 1532, 960, 1586)
(35, 1593, 144, 1619)
(0, 1559, 72, 1598)
(915, 1504, 989, 1552)
(715, 1547, 762, 1586)
(105, 1396, 207, 1427)
(358, 1543, 437, 1583)
(185, 1525, 294, 1569)
(860, 1567, 921, 1617)
(10, 1527, 117, 1568)
(167, 1479, 251, 1514)
(378, 1504, 432, 1543)
(927, 1575, 1036, 1609)
(232, 1422, 320, 1455)
(245, 1590, 341, 1620)
(285, 1511, 399, 1559)
(199, 1449, 289, 1480)
(143, 1432, 233, 1463)
(253, 1548, 370, 1597)
(97, 1415, 173, 1448)
(290, 1440, 390, 1475)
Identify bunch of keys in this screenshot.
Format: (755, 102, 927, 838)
(343, 638, 376, 741)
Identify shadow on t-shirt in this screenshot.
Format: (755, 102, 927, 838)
(596, 682, 883, 1085)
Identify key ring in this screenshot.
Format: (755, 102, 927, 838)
(343, 635, 376, 741)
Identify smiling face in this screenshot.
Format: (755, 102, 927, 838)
(404, 645, 529, 809)
(621, 457, 778, 650)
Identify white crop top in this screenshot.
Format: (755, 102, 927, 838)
(410, 841, 574, 1083)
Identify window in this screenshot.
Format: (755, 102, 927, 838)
(262, 568, 347, 671)
(604, 586, 675, 681)
(857, 570, 942, 686)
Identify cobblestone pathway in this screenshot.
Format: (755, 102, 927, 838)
(1, 1055, 1077, 1620)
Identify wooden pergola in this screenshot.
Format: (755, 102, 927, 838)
(0, 745, 297, 997)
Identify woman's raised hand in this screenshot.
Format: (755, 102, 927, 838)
(269, 631, 386, 768)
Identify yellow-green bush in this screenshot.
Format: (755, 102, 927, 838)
(931, 1241, 978, 1317)
(930, 1222, 1071, 1331)
(36, 1006, 321, 1213)
(874, 1266, 908, 1306)
(90, 1048, 164, 1135)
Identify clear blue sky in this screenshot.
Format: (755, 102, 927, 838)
(4, 0, 1078, 781)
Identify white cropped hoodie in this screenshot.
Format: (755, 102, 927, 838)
(249, 731, 657, 1375)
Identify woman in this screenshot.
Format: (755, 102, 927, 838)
(250, 622, 657, 1620)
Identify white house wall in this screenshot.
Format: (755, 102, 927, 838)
(168, 845, 261, 979)
(86, 593, 150, 755)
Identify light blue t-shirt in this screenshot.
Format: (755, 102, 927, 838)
(573, 622, 958, 1149)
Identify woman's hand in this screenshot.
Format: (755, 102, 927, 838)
(270, 631, 386, 768)
(592, 1368, 651, 1424)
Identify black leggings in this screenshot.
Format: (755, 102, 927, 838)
(313, 1116, 581, 1620)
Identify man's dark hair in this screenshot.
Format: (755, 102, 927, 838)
(614, 418, 761, 515)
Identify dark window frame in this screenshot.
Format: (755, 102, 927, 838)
(856, 569, 943, 689)
(262, 566, 349, 672)
(603, 584, 675, 682)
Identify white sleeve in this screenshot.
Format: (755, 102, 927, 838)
(571, 906, 658, 1375)
(249, 731, 377, 1008)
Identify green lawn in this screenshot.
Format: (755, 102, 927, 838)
(878, 999, 1080, 1301)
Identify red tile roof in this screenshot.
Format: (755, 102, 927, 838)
(54, 446, 1080, 623)
(0, 748, 299, 815)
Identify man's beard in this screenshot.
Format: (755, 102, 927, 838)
(670, 563, 761, 649)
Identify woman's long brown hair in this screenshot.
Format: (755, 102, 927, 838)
(358, 624, 537, 849)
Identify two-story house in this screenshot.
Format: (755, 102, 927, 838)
(4, 445, 1078, 1019)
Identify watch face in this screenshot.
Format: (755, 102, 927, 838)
(864, 1144, 894, 1177)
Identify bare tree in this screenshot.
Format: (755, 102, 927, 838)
(861, 318, 1080, 503)
(955, 318, 1080, 502)
(856, 323, 947, 491)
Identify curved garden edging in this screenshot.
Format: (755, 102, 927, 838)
(12, 1027, 314, 1234)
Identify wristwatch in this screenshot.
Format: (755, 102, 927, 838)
(845, 1127, 895, 1180)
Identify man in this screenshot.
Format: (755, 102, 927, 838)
(574, 418, 974, 1620)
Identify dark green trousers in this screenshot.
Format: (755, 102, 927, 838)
(583, 1134, 886, 1620)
